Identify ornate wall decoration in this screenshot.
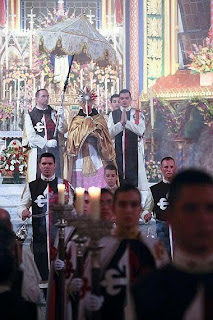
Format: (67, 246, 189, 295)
(147, 0, 162, 15)
(129, 0, 139, 106)
(146, 0, 163, 88)
(147, 17, 162, 37)
(147, 59, 162, 78)
(147, 39, 162, 59)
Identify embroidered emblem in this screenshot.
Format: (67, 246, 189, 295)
(34, 121, 45, 132)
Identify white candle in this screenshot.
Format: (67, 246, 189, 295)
(58, 183, 65, 205)
(88, 187, 101, 220)
(75, 187, 85, 215)
(105, 78, 108, 114)
(149, 87, 154, 129)
(80, 69, 83, 89)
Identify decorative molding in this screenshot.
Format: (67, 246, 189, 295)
(147, 0, 162, 14)
(147, 17, 162, 37)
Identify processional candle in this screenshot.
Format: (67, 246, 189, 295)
(75, 187, 85, 215)
(58, 183, 65, 205)
(88, 187, 101, 220)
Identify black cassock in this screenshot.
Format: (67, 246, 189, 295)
(132, 264, 213, 320)
(98, 239, 156, 320)
(30, 178, 58, 281)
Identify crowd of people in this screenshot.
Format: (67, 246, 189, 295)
(0, 87, 213, 320)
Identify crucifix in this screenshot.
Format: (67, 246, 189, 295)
(27, 9, 36, 69)
(87, 10, 95, 24)
(27, 8, 36, 30)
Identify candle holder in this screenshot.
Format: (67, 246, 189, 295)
(67, 215, 113, 320)
(51, 204, 76, 320)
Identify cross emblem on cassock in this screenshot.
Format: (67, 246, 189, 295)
(34, 121, 45, 133)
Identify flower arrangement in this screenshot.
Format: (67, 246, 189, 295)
(145, 160, 162, 183)
(0, 102, 15, 121)
(187, 37, 213, 74)
(0, 143, 28, 176)
(69, 61, 81, 84)
(142, 97, 213, 137)
(37, 52, 54, 82)
(94, 66, 118, 86)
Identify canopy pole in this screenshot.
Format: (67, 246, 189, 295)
(54, 55, 74, 137)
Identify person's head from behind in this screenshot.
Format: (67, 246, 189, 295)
(104, 164, 118, 188)
(35, 89, 49, 109)
(38, 152, 56, 178)
(113, 184, 141, 230)
(0, 244, 16, 285)
(161, 156, 176, 182)
(110, 94, 120, 110)
(119, 89, 132, 108)
(167, 169, 213, 257)
(0, 225, 16, 258)
(100, 189, 114, 221)
(0, 208, 13, 231)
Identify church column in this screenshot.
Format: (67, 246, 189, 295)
(129, 0, 139, 108)
(209, 0, 213, 41)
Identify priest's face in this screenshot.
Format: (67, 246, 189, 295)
(36, 89, 49, 109)
(39, 156, 56, 178)
(119, 92, 132, 108)
(161, 159, 176, 182)
(114, 190, 141, 229)
(168, 184, 213, 256)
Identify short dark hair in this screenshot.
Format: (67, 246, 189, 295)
(101, 188, 113, 197)
(39, 152, 55, 163)
(168, 169, 213, 208)
(104, 164, 118, 174)
(0, 209, 12, 230)
(113, 184, 141, 204)
(35, 89, 47, 98)
(161, 157, 175, 165)
(110, 94, 119, 103)
(0, 244, 16, 283)
(0, 225, 16, 252)
(119, 89, 131, 98)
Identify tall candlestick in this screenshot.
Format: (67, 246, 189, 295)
(58, 183, 65, 204)
(97, 84, 100, 106)
(3, 80, 5, 99)
(75, 187, 85, 215)
(149, 87, 154, 129)
(9, 86, 12, 102)
(40, 70, 44, 88)
(105, 78, 108, 114)
(116, 77, 119, 93)
(88, 187, 101, 220)
(80, 69, 83, 89)
(90, 73, 93, 89)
